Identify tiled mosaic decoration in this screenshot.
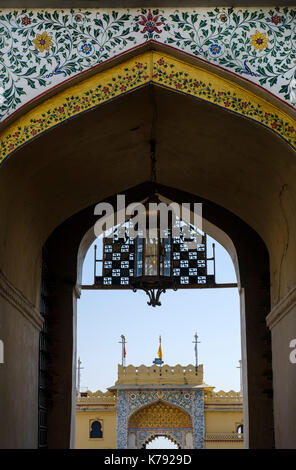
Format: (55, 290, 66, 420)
(116, 388, 204, 449)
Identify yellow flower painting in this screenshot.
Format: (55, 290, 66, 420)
(33, 32, 53, 53)
(250, 30, 269, 51)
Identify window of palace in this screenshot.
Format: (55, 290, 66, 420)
(237, 424, 243, 434)
(90, 420, 103, 439)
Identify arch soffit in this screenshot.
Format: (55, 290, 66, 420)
(127, 398, 193, 427)
(1, 48, 295, 167)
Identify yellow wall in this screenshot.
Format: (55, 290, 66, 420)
(205, 410, 243, 433)
(75, 410, 117, 449)
(204, 410, 244, 449)
(75, 408, 243, 449)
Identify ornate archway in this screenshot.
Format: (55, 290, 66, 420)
(127, 400, 193, 449)
(0, 36, 295, 449)
(1, 48, 295, 166)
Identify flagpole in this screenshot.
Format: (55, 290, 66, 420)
(193, 332, 201, 374)
(237, 359, 242, 396)
(77, 357, 84, 397)
(153, 335, 163, 366)
(119, 335, 126, 367)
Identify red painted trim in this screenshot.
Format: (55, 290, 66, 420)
(1, 39, 294, 129)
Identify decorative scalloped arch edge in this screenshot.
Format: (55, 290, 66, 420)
(141, 432, 182, 449)
(1, 49, 295, 167)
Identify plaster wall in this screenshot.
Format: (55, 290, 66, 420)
(75, 410, 117, 449)
(267, 297, 296, 449)
(204, 410, 243, 433)
(0, 292, 42, 448)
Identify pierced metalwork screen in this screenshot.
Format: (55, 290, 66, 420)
(172, 236, 213, 286)
(94, 228, 214, 289)
(98, 235, 135, 287)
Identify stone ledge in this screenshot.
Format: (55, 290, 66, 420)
(0, 269, 43, 331)
(266, 284, 296, 330)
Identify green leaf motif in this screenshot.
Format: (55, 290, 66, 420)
(0, 6, 295, 122)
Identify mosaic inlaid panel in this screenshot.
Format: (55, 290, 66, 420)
(116, 388, 204, 449)
(0, 7, 295, 122)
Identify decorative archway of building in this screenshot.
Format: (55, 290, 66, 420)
(127, 400, 193, 449)
(144, 434, 181, 449)
(3, 32, 294, 447)
(1, 48, 295, 167)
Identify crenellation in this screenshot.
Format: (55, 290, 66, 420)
(116, 363, 203, 385)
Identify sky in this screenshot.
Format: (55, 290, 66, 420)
(77, 235, 241, 393)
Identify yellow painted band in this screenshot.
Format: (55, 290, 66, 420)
(0, 50, 295, 165)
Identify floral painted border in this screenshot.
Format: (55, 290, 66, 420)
(0, 51, 295, 166)
(0, 7, 295, 122)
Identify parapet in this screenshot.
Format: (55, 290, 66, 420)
(204, 389, 243, 404)
(77, 389, 117, 405)
(115, 364, 203, 385)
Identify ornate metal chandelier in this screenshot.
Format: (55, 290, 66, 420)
(130, 141, 177, 306)
(83, 142, 237, 306)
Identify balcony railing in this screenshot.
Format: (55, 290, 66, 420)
(204, 390, 243, 404)
(205, 432, 244, 441)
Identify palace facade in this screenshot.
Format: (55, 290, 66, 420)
(76, 364, 243, 449)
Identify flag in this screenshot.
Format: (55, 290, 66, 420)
(158, 336, 162, 360)
(123, 342, 126, 358)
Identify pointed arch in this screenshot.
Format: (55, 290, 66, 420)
(1, 49, 295, 167)
(143, 433, 181, 449)
(128, 399, 193, 428)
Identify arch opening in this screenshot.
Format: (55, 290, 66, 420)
(2, 44, 289, 449)
(145, 435, 181, 449)
(127, 400, 192, 449)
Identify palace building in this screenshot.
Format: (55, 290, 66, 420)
(75, 363, 243, 449)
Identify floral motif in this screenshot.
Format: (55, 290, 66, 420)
(0, 7, 295, 123)
(250, 30, 269, 51)
(167, 7, 296, 101)
(219, 13, 228, 23)
(21, 15, 31, 26)
(137, 9, 164, 38)
(1, 52, 295, 168)
(33, 32, 53, 53)
(271, 15, 281, 25)
(81, 43, 93, 55)
(209, 43, 222, 56)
